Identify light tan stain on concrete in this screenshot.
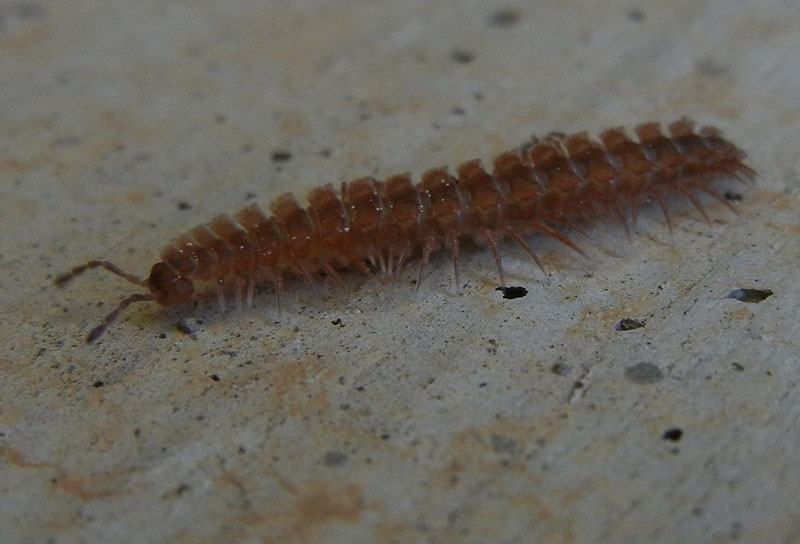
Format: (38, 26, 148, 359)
(0, 194, 39, 230)
(237, 482, 371, 543)
(4, 110, 165, 185)
(727, 307, 753, 321)
(0, 5, 50, 55)
(1, 446, 134, 501)
(279, 111, 311, 138)
(51, 472, 130, 501)
(267, 356, 338, 417)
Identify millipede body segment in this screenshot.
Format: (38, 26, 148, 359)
(56, 119, 755, 342)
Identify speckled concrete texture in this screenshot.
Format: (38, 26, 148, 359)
(2, 1, 800, 543)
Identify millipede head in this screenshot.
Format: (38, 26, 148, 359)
(146, 262, 194, 306)
(55, 259, 194, 342)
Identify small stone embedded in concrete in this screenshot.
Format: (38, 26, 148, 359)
(624, 362, 664, 384)
(551, 362, 572, 376)
(177, 318, 199, 335)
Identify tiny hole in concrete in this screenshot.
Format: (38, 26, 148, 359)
(496, 286, 527, 299)
(726, 288, 773, 303)
(615, 317, 645, 331)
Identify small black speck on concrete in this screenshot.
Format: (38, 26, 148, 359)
(175, 483, 190, 496)
(92, 380, 104, 388)
(487, 8, 520, 26)
(210, 374, 220, 382)
(496, 286, 527, 299)
(450, 49, 475, 64)
(491, 434, 519, 454)
(615, 318, 645, 331)
(177, 201, 191, 210)
(726, 288, 773, 303)
(624, 362, 664, 384)
(323, 450, 348, 467)
(694, 57, 727, 76)
(627, 7, 645, 22)
(662, 428, 683, 442)
(270, 150, 292, 163)
(724, 190, 742, 201)
(11, 3, 47, 20)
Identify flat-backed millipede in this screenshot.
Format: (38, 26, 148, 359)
(56, 119, 755, 342)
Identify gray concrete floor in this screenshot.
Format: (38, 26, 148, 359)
(2, 1, 800, 542)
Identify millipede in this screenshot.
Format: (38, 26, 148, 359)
(56, 118, 755, 342)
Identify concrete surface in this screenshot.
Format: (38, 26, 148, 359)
(2, 1, 800, 542)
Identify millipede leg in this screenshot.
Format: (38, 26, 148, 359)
(653, 194, 674, 235)
(615, 204, 632, 240)
(728, 163, 757, 184)
(297, 263, 315, 289)
(246, 278, 256, 308)
(564, 219, 591, 239)
(483, 230, 506, 290)
(530, 222, 589, 259)
(322, 263, 346, 291)
(392, 242, 410, 289)
(273, 276, 283, 316)
(349, 257, 377, 284)
(692, 184, 739, 215)
(234, 277, 244, 311)
(630, 198, 640, 232)
(377, 251, 387, 275)
(505, 228, 547, 277)
(415, 236, 436, 294)
(216, 281, 226, 312)
(447, 232, 461, 289)
(678, 188, 711, 225)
